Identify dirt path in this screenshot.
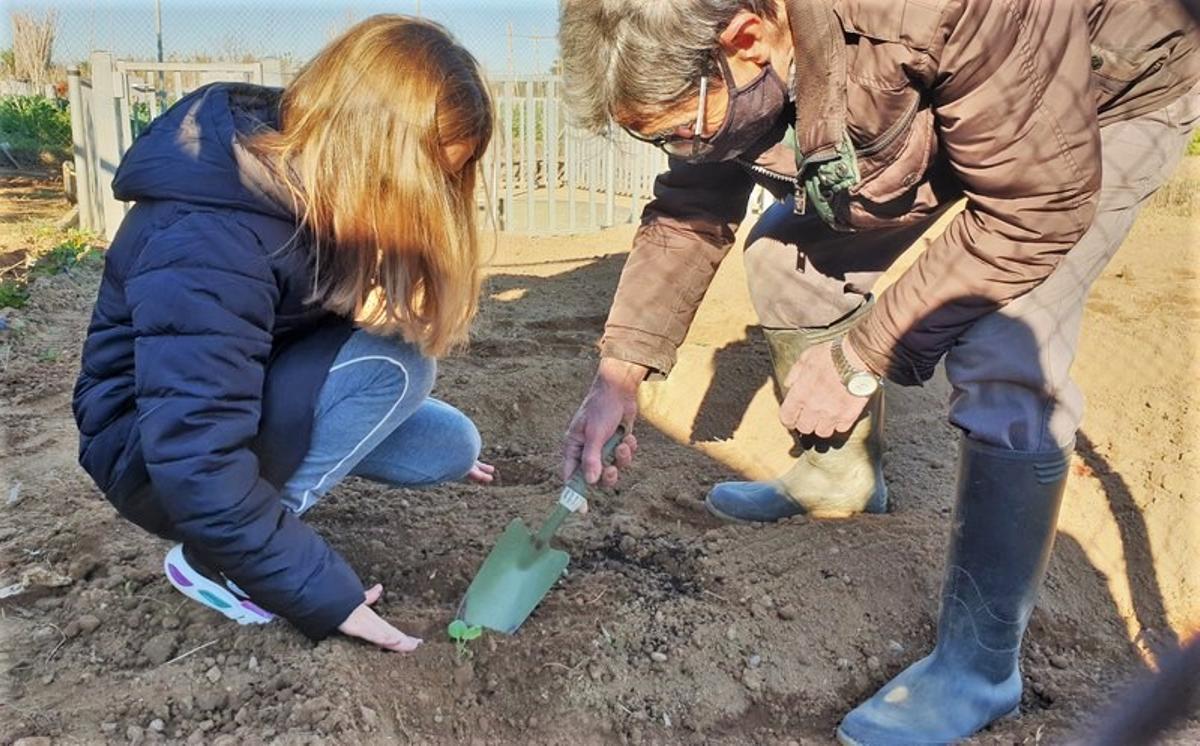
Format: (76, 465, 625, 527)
(0, 171, 70, 271)
(1, 161, 1197, 745)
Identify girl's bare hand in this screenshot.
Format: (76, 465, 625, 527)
(467, 460, 496, 484)
(337, 584, 422, 652)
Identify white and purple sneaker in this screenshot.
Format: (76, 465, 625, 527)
(164, 544, 274, 625)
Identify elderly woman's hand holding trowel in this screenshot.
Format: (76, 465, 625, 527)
(561, 358, 643, 491)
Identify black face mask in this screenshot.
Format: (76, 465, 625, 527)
(686, 56, 790, 163)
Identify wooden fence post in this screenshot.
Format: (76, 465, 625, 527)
(90, 51, 127, 241)
(66, 67, 98, 233)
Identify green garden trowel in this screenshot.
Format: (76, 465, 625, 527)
(456, 428, 625, 634)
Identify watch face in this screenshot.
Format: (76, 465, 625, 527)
(847, 373, 879, 398)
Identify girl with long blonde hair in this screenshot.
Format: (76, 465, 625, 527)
(74, 16, 494, 650)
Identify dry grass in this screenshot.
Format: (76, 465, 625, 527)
(1147, 156, 1200, 217)
(10, 10, 57, 86)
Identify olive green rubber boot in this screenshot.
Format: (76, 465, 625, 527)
(706, 303, 887, 523)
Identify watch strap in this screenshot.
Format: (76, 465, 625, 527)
(831, 336, 878, 388)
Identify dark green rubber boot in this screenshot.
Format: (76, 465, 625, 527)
(706, 302, 887, 523)
(836, 436, 1072, 745)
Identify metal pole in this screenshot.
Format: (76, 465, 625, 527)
(155, 0, 164, 62)
(605, 135, 616, 228)
(567, 129, 577, 232)
(524, 80, 536, 232)
(155, 0, 165, 104)
(588, 138, 597, 229)
(503, 80, 514, 231)
(507, 23, 514, 78)
(546, 79, 558, 232)
(630, 141, 641, 220)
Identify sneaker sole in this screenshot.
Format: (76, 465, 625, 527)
(164, 545, 273, 625)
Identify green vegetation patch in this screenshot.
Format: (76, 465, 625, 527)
(0, 95, 72, 163)
(0, 230, 102, 309)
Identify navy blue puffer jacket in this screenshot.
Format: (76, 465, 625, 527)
(73, 84, 363, 639)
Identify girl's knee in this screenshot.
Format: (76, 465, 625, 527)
(444, 412, 482, 481)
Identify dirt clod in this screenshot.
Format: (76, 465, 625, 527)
(141, 632, 179, 665)
(196, 691, 227, 713)
(68, 554, 101, 581)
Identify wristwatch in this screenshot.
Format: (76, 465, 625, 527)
(831, 336, 881, 398)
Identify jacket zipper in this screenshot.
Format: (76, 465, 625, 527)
(737, 98, 922, 189)
(854, 98, 920, 158)
(735, 157, 795, 184)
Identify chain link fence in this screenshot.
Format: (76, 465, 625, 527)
(2, 1, 560, 77)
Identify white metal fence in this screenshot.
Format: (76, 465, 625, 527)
(68, 53, 669, 240)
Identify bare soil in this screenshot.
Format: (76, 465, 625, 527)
(0, 170, 72, 279)
(0, 162, 1197, 745)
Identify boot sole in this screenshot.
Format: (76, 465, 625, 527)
(834, 706, 1021, 745)
(704, 494, 888, 525)
(703, 497, 797, 524)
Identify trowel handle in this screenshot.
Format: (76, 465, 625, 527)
(565, 426, 627, 498)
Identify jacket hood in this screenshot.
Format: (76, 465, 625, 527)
(112, 83, 295, 220)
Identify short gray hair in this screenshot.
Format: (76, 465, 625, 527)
(559, 0, 779, 133)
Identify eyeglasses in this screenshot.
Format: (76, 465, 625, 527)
(623, 73, 716, 160)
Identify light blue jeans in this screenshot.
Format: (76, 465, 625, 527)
(280, 329, 481, 515)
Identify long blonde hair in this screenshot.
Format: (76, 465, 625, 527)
(255, 15, 493, 357)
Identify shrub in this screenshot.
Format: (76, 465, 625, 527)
(0, 94, 72, 162)
(0, 280, 30, 309)
(29, 232, 101, 278)
(1188, 128, 1200, 157)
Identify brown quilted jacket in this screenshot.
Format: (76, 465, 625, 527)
(600, 0, 1199, 384)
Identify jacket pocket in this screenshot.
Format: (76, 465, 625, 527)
(1090, 46, 1170, 109)
(842, 105, 938, 226)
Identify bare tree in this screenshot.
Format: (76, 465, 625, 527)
(10, 10, 57, 86)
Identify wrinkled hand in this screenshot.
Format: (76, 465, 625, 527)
(337, 584, 422, 652)
(562, 358, 642, 488)
(467, 461, 495, 484)
(779, 339, 871, 438)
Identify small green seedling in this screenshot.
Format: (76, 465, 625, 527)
(447, 619, 483, 660)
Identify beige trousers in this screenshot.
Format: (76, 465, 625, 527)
(743, 91, 1200, 451)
